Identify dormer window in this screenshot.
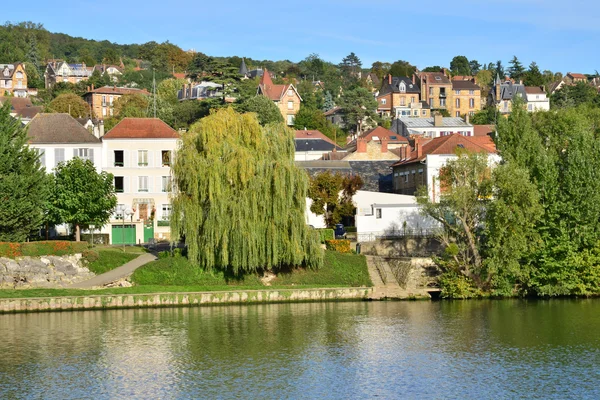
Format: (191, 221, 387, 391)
(399, 81, 406, 93)
(2, 69, 9, 77)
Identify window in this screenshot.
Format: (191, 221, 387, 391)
(429, 87, 433, 96)
(399, 81, 406, 93)
(413, 110, 418, 116)
(138, 176, 148, 192)
(411, 96, 415, 103)
(404, 173, 408, 183)
(162, 176, 172, 192)
(16, 71, 23, 79)
(440, 99, 446, 107)
(469, 90, 474, 95)
(54, 148, 65, 167)
(287, 115, 294, 125)
(75, 148, 94, 163)
(102, 108, 107, 116)
(528, 104, 533, 111)
(455, 90, 460, 95)
(456, 98, 460, 108)
(161, 204, 172, 221)
(376, 208, 382, 219)
(381, 98, 387, 105)
(287, 89, 293, 97)
(430, 99, 435, 108)
(113, 150, 124, 167)
(469, 111, 475, 117)
(37, 149, 45, 166)
(456, 111, 460, 117)
(102, 95, 106, 106)
(422, 110, 427, 116)
(109, 95, 113, 106)
(114, 177, 124, 193)
(138, 150, 148, 166)
(469, 98, 475, 108)
(161, 150, 171, 167)
(400, 97, 405, 106)
(287, 101, 294, 110)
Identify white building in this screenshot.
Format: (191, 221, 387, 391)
(395, 114, 474, 139)
(100, 118, 180, 244)
(525, 86, 550, 112)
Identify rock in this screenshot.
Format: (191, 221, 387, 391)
(260, 271, 277, 286)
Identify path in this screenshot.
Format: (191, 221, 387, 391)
(364, 255, 430, 300)
(70, 253, 157, 289)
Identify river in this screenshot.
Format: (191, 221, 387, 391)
(0, 300, 599, 399)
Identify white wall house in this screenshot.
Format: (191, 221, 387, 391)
(396, 115, 474, 138)
(525, 87, 550, 112)
(100, 118, 180, 244)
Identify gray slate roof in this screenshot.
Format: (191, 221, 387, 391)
(297, 160, 396, 192)
(27, 114, 100, 144)
(379, 76, 420, 96)
(499, 81, 527, 100)
(295, 138, 341, 152)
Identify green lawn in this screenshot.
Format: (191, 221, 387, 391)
(0, 250, 372, 299)
(85, 250, 140, 275)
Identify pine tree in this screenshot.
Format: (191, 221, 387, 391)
(508, 56, 525, 80)
(322, 91, 335, 112)
(0, 102, 50, 241)
(524, 62, 544, 87)
(171, 107, 323, 274)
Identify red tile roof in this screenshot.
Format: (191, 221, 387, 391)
(295, 129, 337, 146)
(361, 126, 409, 143)
(86, 86, 150, 95)
(103, 118, 180, 139)
(473, 124, 495, 137)
(568, 73, 587, 79)
(258, 68, 291, 101)
(391, 134, 496, 167)
(173, 73, 187, 80)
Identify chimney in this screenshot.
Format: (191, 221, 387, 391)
(91, 84, 94, 91)
(416, 137, 422, 158)
(99, 120, 104, 138)
(465, 113, 470, 124)
(381, 137, 388, 153)
(388, 74, 392, 84)
(442, 67, 448, 76)
(434, 112, 443, 127)
(412, 74, 416, 85)
(357, 138, 367, 153)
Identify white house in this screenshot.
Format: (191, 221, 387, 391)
(100, 118, 180, 244)
(525, 86, 550, 112)
(27, 113, 103, 173)
(395, 114, 474, 139)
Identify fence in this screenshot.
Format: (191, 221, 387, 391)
(357, 228, 442, 243)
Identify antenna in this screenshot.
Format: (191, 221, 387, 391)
(153, 69, 157, 118)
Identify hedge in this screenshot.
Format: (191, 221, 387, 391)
(345, 226, 357, 233)
(0, 241, 89, 258)
(317, 228, 334, 243)
(325, 239, 352, 253)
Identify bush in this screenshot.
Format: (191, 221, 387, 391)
(317, 229, 334, 243)
(158, 251, 170, 259)
(439, 272, 485, 299)
(0, 241, 89, 258)
(325, 239, 351, 253)
(345, 226, 357, 233)
(82, 250, 99, 263)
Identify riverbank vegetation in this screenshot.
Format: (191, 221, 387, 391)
(420, 103, 600, 298)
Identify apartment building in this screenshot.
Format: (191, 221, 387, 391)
(0, 63, 28, 97)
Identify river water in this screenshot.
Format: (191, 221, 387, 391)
(0, 300, 599, 399)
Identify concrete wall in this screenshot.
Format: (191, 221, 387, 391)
(0, 288, 372, 314)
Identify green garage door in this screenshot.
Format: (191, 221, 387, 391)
(112, 224, 136, 245)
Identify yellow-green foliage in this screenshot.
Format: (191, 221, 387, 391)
(325, 239, 351, 253)
(171, 107, 323, 273)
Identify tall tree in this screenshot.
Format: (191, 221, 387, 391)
(370, 61, 391, 81)
(293, 105, 337, 141)
(340, 52, 362, 78)
(508, 56, 525, 80)
(338, 87, 378, 135)
(0, 102, 50, 242)
(469, 60, 481, 75)
(171, 107, 322, 273)
(389, 60, 416, 77)
(49, 93, 90, 118)
(242, 95, 284, 125)
(51, 158, 117, 242)
(494, 60, 505, 79)
(524, 62, 544, 87)
(450, 55, 471, 76)
(113, 93, 149, 118)
(308, 171, 363, 227)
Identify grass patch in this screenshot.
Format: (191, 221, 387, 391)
(85, 250, 139, 275)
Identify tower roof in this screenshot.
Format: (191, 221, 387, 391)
(239, 58, 248, 76)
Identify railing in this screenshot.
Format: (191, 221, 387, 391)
(357, 228, 442, 243)
(114, 162, 124, 167)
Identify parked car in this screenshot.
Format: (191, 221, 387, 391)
(334, 224, 346, 239)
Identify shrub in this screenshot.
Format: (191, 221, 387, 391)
(82, 250, 99, 263)
(317, 229, 334, 243)
(0, 241, 89, 258)
(325, 239, 351, 253)
(345, 226, 357, 233)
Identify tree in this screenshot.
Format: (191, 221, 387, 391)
(494, 60, 505, 79)
(171, 107, 322, 273)
(293, 105, 337, 141)
(450, 55, 471, 76)
(551, 82, 600, 108)
(389, 60, 416, 77)
(476, 70, 493, 88)
(508, 56, 525, 80)
(470, 107, 496, 125)
(469, 60, 481, 75)
(422, 66, 443, 72)
(113, 93, 149, 117)
(340, 52, 362, 78)
(524, 62, 544, 87)
(301, 53, 325, 80)
(0, 102, 50, 241)
(308, 171, 363, 227)
(49, 93, 90, 118)
(102, 48, 120, 65)
(322, 91, 335, 112)
(370, 61, 391, 81)
(338, 87, 378, 135)
(158, 78, 187, 105)
(241, 95, 284, 125)
(51, 158, 117, 242)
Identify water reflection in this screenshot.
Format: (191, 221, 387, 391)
(0, 300, 599, 399)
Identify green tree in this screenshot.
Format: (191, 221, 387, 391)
(422, 66, 443, 72)
(113, 93, 149, 117)
(389, 60, 416, 77)
(241, 95, 284, 125)
(469, 60, 481, 74)
(508, 56, 525, 80)
(49, 93, 90, 118)
(524, 62, 544, 87)
(370, 61, 391, 81)
(494, 60, 505, 79)
(293, 105, 337, 141)
(338, 87, 378, 135)
(51, 158, 117, 242)
(322, 91, 335, 111)
(340, 52, 362, 78)
(0, 102, 50, 241)
(476, 69, 493, 88)
(102, 48, 120, 65)
(171, 107, 322, 273)
(308, 171, 363, 227)
(450, 55, 471, 76)
(470, 106, 496, 125)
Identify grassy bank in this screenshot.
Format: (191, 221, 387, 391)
(85, 249, 140, 275)
(0, 251, 371, 299)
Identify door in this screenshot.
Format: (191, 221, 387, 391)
(139, 203, 148, 221)
(112, 224, 136, 245)
(144, 221, 154, 243)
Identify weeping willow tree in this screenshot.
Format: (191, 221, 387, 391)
(171, 107, 323, 274)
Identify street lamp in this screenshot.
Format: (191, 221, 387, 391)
(117, 205, 133, 252)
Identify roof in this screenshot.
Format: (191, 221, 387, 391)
(295, 130, 342, 152)
(27, 114, 100, 144)
(525, 86, 545, 94)
(361, 126, 409, 144)
(239, 58, 248, 76)
(324, 106, 342, 116)
(473, 124, 495, 137)
(379, 76, 420, 96)
(452, 80, 480, 90)
(399, 117, 472, 129)
(567, 73, 587, 79)
(103, 118, 180, 139)
(297, 160, 398, 192)
(391, 134, 496, 167)
(367, 73, 381, 86)
(85, 86, 150, 96)
(497, 81, 527, 101)
(452, 75, 475, 81)
(295, 130, 338, 146)
(421, 72, 451, 85)
(0, 63, 21, 78)
(257, 68, 297, 101)
(93, 64, 123, 74)
(172, 72, 187, 80)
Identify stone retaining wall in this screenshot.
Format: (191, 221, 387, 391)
(0, 287, 373, 314)
(0, 255, 94, 289)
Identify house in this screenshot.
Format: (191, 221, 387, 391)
(100, 118, 180, 244)
(565, 73, 587, 84)
(295, 129, 344, 161)
(0, 63, 28, 97)
(0, 96, 42, 124)
(525, 86, 550, 111)
(489, 75, 527, 114)
(451, 79, 481, 117)
(83, 85, 150, 119)
(178, 82, 223, 101)
(324, 106, 345, 128)
(76, 117, 106, 139)
(377, 75, 429, 118)
(391, 134, 499, 201)
(348, 126, 409, 151)
(44, 61, 94, 88)
(257, 68, 302, 125)
(393, 114, 474, 138)
(365, 72, 381, 92)
(26, 113, 102, 173)
(93, 64, 123, 82)
(419, 70, 453, 112)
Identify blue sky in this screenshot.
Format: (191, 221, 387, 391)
(4, 0, 599, 73)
